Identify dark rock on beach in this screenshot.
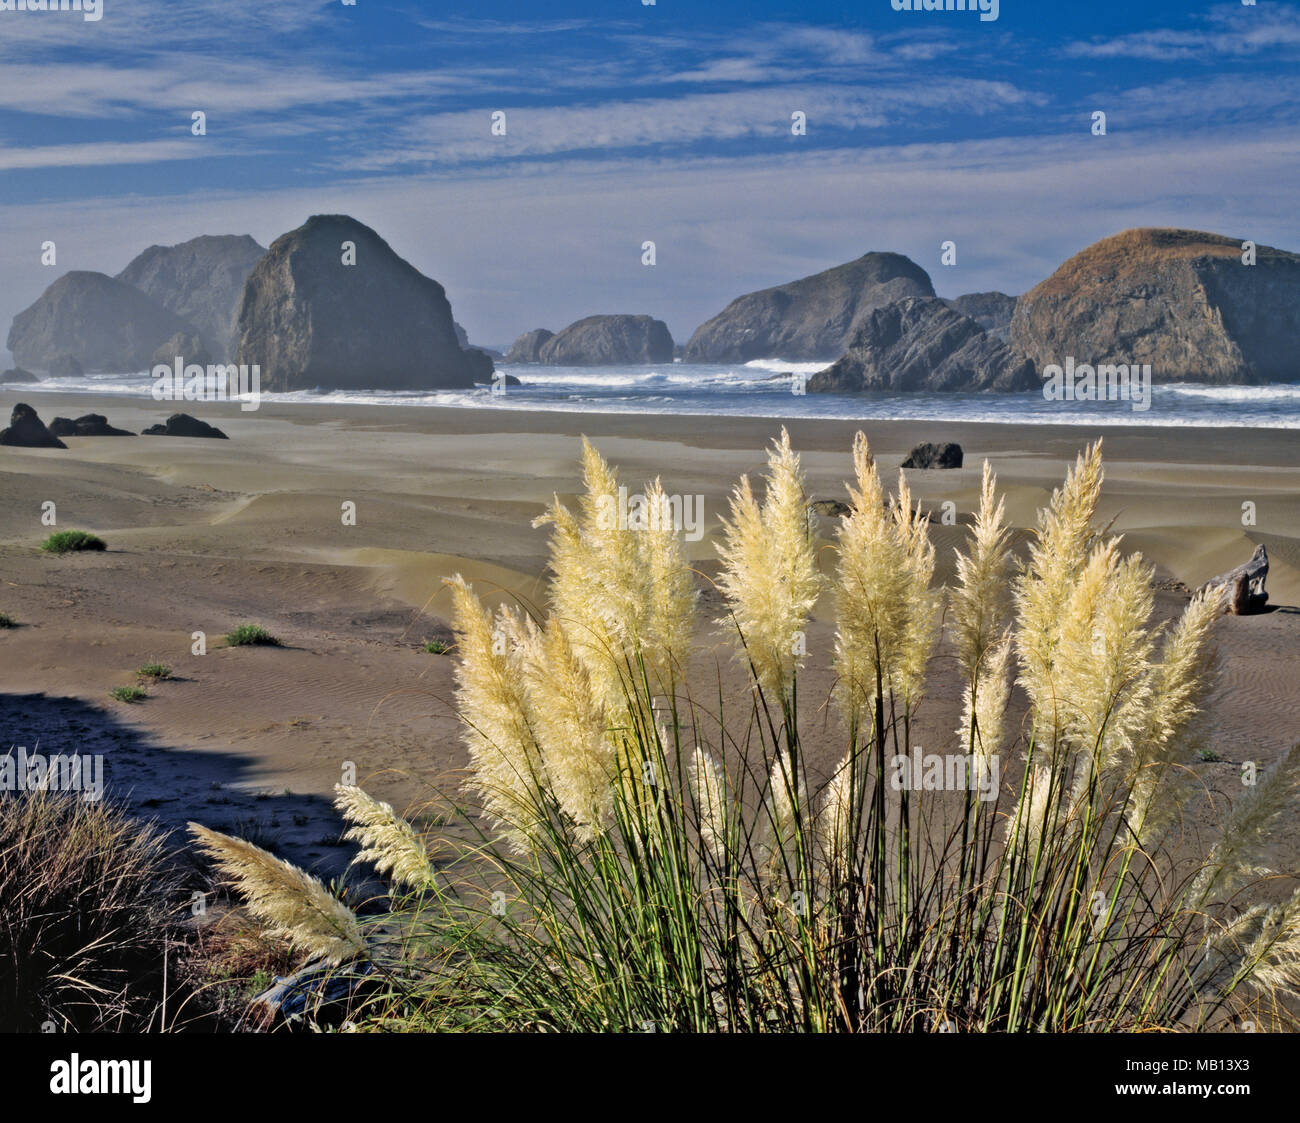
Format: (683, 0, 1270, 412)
(141, 413, 228, 439)
(48, 414, 135, 438)
(538, 315, 673, 365)
(0, 368, 39, 384)
(117, 235, 265, 364)
(684, 252, 935, 362)
(808, 297, 1037, 393)
(0, 403, 66, 448)
(901, 441, 963, 469)
(235, 215, 491, 392)
(504, 328, 555, 364)
(7, 271, 197, 374)
(1011, 228, 1300, 384)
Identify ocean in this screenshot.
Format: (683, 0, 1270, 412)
(15, 359, 1300, 429)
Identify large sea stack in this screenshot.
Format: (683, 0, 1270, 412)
(7, 272, 196, 373)
(538, 316, 673, 365)
(808, 297, 1037, 393)
(505, 329, 555, 363)
(684, 252, 935, 362)
(1011, 228, 1300, 384)
(235, 215, 492, 391)
(117, 234, 265, 362)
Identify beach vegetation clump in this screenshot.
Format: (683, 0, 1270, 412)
(0, 789, 181, 1031)
(190, 435, 1300, 1033)
(40, 529, 106, 554)
(224, 623, 281, 648)
(110, 685, 147, 703)
(137, 662, 172, 680)
(422, 639, 452, 655)
(0, 613, 14, 628)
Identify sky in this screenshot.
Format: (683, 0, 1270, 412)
(1, 0, 1297, 353)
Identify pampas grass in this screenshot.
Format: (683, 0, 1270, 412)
(191, 434, 1300, 1032)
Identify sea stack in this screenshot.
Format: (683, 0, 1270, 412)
(117, 234, 265, 363)
(684, 252, 935, 362)
(1011, 228, 1300, 384)
(538, 316, 673, 365)
(235, 215, 492, 392)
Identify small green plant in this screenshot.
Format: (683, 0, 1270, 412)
(0, 613, 14, 629)
(109, 686, 147, 704)
(1199, 748, 1225, 763)
(224, 624, 281, 648)
(40, 530, 106, 555)
(422, 639, 452, 655)
(137, 663, 172, 681)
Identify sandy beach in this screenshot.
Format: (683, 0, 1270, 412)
(2, 391, 1297, 876)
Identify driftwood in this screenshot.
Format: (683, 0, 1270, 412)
(1199, 543, 1269, 615)
(245, 956, 380, 1031)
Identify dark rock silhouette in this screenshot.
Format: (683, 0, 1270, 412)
(0, 368, 38, 384)
(0, 403, 66, 448)
(48, 414, 135, 438)
(901, 441, 964, 469)
(141, 413, 228, 439)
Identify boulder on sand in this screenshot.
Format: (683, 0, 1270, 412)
(901, 441, 963, 469)
(0, 403, 67, 448)
(141, 413, 228, 439)
(0, 367, 39, 384)
(48, 414, 135, 438)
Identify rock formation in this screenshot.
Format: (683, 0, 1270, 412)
(808, 298, 1038, 393)
(0, 368, 38, 384)
(7, 272, 197, 374)
(0, 403, 66, 448)
(117, 235, 265, 362)
(538, 316, 673, 365)
(901, 441, 963, 469)
(505, 329, 555, 363)
(684, 253, 935, 362)
(235, 215, 492, 391)
(1011, 228, 1300, 384)
(141, 413, 228, 439)
(48, 414, 135, 437)
(943, 292, 1016, 340)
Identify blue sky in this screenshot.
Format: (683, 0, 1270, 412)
(1, 0, 1298, 352)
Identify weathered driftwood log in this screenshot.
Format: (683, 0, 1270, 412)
(245, 956, 380, 1031)
(1199, 543, 1269, 615)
